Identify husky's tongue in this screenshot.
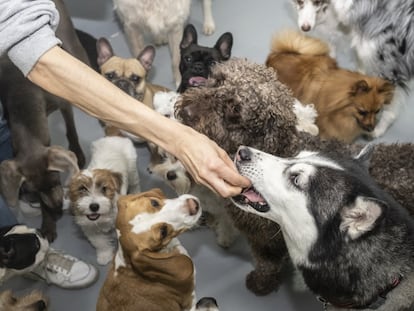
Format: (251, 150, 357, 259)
(242, 188, 264, 203)
(189, 76, 207, 86)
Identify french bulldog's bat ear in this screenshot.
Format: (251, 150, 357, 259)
(96, 37, 115, 67)
(138, 45, 156, 72)
(180, 24, 198, 49)
(0, 160, 25, 207)
(339, 196, 385, 241)
(215, 32, 233, 60)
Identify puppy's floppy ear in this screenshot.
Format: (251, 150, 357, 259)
(350, 80, 370, 96)
(0, 160, 24, 207)
(47, 145, 80, 185)
(340, 196, 385, 241)
(214, 32, 233, 60)
(137, 45, 156, 72)
(180, 24, 198, 49)
(96, 37, 115, 67)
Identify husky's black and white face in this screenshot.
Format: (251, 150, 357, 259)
(291, 0, 330, 32)
(232, 146, 384, 267)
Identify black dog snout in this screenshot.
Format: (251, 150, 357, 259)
(89, 203, 100, 212)
(237, 147, 252, 162)
(166, 170, 177, 181)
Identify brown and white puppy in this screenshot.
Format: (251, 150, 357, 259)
(113, 0, 216, 87)
(97, 188, 218, 311)
(0, 290, 48, 311)
(68, 136, 140, 265)
(96, 37, 170, 142)
(266, 30, 395, 143)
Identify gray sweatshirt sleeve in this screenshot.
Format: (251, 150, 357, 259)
(0, 0, 62, 76)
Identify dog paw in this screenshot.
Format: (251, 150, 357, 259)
(245, 270, 280, 296)
(97, 250, 114, 265)
(203, 22, 215, 36)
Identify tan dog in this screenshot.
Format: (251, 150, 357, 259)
(97, 189, 219, 311)
(266, 30, 395, 143)
(96, 37, 170, 141)
(0, 290, 48, 311)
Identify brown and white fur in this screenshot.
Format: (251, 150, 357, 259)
(68, 136, 140, 265)
(0, 290, 48, 311)
(97, 188, 218, 311)
(113, 0, 216, 87)
(96, 37, 170, 142)
(266, 30, 395, 143)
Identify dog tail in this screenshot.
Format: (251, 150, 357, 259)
(269, 30, 330, 56)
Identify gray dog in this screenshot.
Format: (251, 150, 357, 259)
(232, 145, 414, 311)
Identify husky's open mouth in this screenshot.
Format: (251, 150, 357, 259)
(233, 186, 270, 212)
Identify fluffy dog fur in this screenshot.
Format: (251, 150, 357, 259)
(68, 136, 140, 265)
(0, 290, 48, 311)
(97, 188, 218, 311)
(113, 0, 215, 87)
(266, 30, 395, 143)
(314, 0, 414, 138)
(232, 146, 414, 311)
(176, 58, 414, 295)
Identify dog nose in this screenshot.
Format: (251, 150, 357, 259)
(193, 62, 205, 74)
(187, 198, 200, 216)
(166, 170, 177, 181)
(301, 24, 311, 32)
(237, 147, 252, 162)
(89, 203, 100, 212)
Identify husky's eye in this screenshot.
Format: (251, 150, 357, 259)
(151, 199, 160, 208)
(289, 172, 304, 189)
(130, 74, 141, 83)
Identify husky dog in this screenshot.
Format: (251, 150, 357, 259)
(232, 145, 414, 311)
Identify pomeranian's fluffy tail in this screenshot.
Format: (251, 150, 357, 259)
(269, 30, 330, 56)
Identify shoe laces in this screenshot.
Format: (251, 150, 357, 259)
(44, 251, 75, 276)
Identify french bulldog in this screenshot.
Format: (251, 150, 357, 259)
(96, 37, 170, 141)
(177, 24, 233, 93)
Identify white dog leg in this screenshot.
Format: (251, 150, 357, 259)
(168, 26, 185, 88)
(202, 0, 215, 35)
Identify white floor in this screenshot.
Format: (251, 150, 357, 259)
(2, 0, 414, 310)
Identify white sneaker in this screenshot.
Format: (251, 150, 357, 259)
(26, 248, 99, 289)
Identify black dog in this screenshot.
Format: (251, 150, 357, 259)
(177, 24, 233, 93)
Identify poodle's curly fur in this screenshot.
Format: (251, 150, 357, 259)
(176, 58, 414, 296)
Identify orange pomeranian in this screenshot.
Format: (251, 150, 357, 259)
(266, 30, 395, 143)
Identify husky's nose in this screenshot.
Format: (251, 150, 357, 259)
(237, 147, 252, 162)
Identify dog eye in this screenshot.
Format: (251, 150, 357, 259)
(185, 56, 192, 63)
(297, 0, 304, 6)
(314, 0, 321, 5)
(105, 72, 116, 80)
(78, 185, 88, 193)
(150, 199, 160, 208)
(101, 186, 107, 194)
(130, 74, 141, 83)
(358, 110, 368, 116)
(289, 173, 302, 189)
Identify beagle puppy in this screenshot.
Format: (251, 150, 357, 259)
(97, 188, 219, 311)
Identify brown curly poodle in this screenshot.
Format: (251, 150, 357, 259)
(176, 58, 414, 296)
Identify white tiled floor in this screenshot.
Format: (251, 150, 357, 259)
(1, 0, 413, 310)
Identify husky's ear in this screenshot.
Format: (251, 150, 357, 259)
(340, 196, 385, 241)
(354, 143, 375, 168)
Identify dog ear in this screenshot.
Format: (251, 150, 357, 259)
(131, 250, 194, 284)
(0, 160, 25, 207)
(137, 45, 156, 72)
(339, 196, 385, 241)
(96, 37, 115, 67)
(350, 80, 370, 96)
(214, 32, 233, 60)
(354, 143, 375, 167)
(47, 145, 80, 184)
(110, 171, 123, 194)
(180, 24, 198, 49)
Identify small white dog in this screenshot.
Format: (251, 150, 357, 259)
(68, 136, 140, 265)
(290, 0, 348, 58)
(113, 0, 216, 87)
